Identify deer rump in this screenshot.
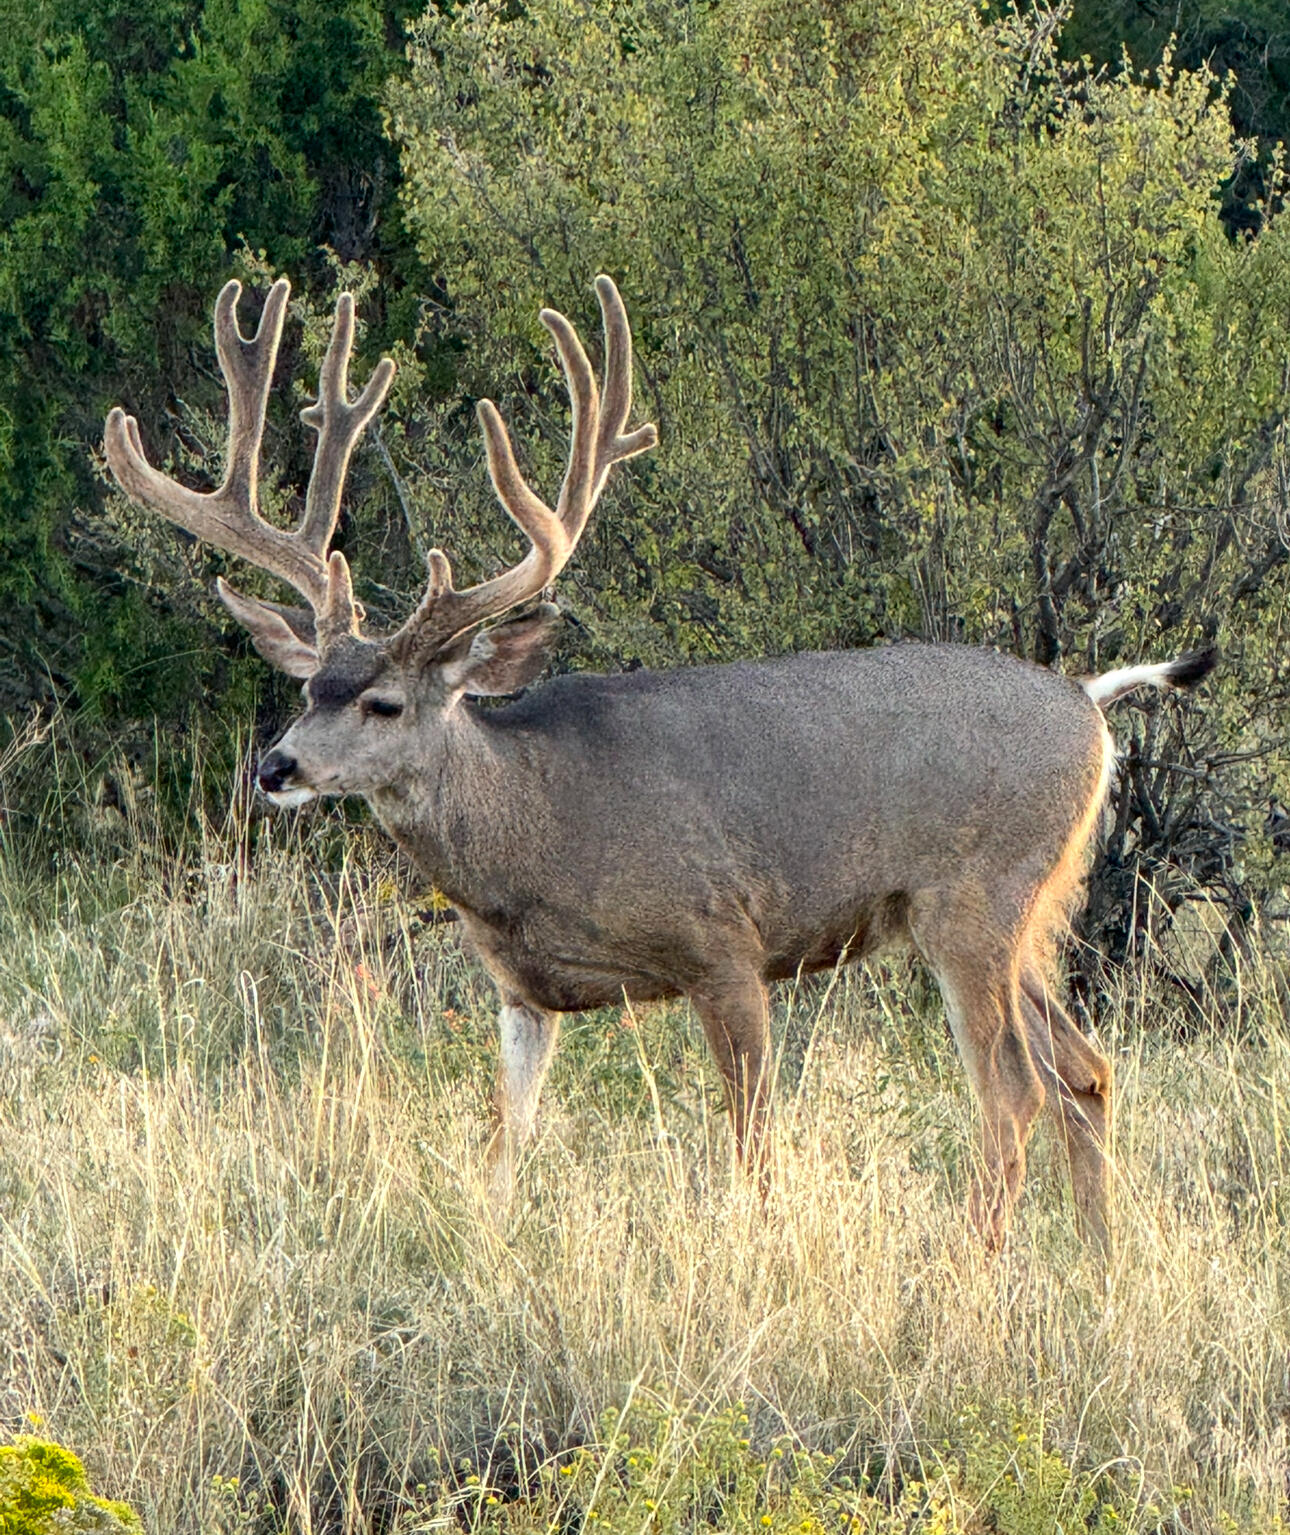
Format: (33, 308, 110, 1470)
(426, 641, 1109, 1016)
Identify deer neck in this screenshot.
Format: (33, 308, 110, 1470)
(366, 705, 540, 913)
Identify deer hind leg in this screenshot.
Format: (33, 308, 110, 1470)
(486, 997, 560, 1196)
(691, 972, 773, 1178)
(1019, 969, 1112, 1252)
(912, 894, 1045, 1248)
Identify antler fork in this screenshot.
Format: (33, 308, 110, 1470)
(104, 278, 395, 649)
(390, 275, 658, 660)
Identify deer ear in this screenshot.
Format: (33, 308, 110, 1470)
(217, 578, 320, 679)
(442, 604, 560, 697)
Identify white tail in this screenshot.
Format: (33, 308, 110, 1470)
(1082, 647, 1217, 708)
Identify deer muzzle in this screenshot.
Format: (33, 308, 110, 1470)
(257, 748, 317, 807)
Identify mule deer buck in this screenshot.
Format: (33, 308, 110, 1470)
(105, 275, 1215, 1248)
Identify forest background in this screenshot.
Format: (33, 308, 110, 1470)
(2, 0, 1289, 970)
(2, 5, 1290, 1534)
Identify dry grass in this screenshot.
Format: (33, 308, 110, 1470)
(0, 738, 1288, 1533)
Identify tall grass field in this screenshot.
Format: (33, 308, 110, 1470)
(1, 723, 1287, 1534)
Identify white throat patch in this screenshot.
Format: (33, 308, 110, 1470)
(266, 786, 318, 809)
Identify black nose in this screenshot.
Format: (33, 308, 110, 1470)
(257, 749, 297, 795)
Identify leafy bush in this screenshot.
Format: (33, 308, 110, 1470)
(1059, 0, 1290, 227)
(0, 1437, 142, 1535)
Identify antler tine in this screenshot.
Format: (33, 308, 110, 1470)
(592, 274, 658, 485)
(539, 277, 657, 543)
(105, 279, 397, 642)
(540, 304, 601, 547)
(299, 292, 397, 560)
(387, 402, 569, 652)
(475, 399, 571, 551)
(211, 277, 291, 511)
(391, 277, 657, 662)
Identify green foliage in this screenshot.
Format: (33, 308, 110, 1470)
(0, 1436, 142, 1535)
(387, 0, 1290, 942)
(0, 0, 421, 720)
(393, 1398, 1255, 1534)
(389, 0, 1288, 659)
(1060, 0, 1289, 225)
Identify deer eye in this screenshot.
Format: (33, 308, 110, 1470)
(362, 696, 404, 720)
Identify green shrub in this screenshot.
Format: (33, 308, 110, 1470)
(0, 1437, 142, 1535)
(1057, 0, 1289, 227)
(0, 0, 423, 723)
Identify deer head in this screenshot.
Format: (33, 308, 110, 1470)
(104, 276, 657, 805)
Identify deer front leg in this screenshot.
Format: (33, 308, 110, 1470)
(691, 973, 773, 1180)
(486, 997, 560, 1196)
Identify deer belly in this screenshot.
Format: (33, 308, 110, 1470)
(760, 891, 912, 981)
(455, 905, 693, 1013)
